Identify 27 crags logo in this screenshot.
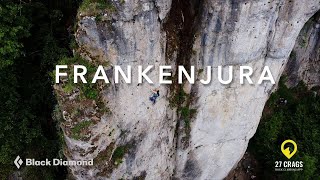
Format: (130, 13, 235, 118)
(274, 139, 303, 171)
(281, 140, 297, 159)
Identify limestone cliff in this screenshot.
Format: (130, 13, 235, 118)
(284, 11, 320, 88)
(54, 0, 320, 179)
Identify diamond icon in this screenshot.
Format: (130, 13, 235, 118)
(14, 156, 23, 169)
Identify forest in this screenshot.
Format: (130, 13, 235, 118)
(0, 0, 79, 179)
(249, 78, 320, 179)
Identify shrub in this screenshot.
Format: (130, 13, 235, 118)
(57, 55, 100, 100)
(169, 89, 187, 107)
(62, 83, 74, 93)
(111, 144, 132, 166)
(79, 0, 116, 16)
(180, 107, 196, 129)
(71, 120, 93, 140)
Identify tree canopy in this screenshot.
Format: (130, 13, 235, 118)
(0, 0, 78, 179)
(249, 78, 320, 179)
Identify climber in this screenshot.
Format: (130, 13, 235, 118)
(149, 89, 160, 104)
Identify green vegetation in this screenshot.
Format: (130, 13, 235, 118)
(112, 146, 127, 165)
(94, 142, 131, 176)
(180, 106, 196, 128)
(297, 14, 317, 48)
(94, 142, 115, 165)
(95, 14, 103, 22)
(0, 0, 80, 179)
(169, 88, 187, 108)
(169, 87, 197, 139)
(0, 3, 30, 69)
(79, 0, 116, 16)
(169, 88, 197, 123)
(69, 36, 78, 50)
(198, 68, 204, 75)
(71, 120, 93, 140)
(120, 0, 126, 5)
(290, 50, 297, 62)
(57, 55, 110, 142)
(299, 36, 308, 48)
(248, 77, 320, 179)
(82, 83, 99, 99)
(63, 83, 74, 93)
(58, 55, 100, 100)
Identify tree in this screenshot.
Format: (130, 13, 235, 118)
(249, 79, 320, 179)
(0, 1, 30, 70)
(0, 0, 78, 178)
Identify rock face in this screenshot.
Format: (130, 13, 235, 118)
(56, 0, 320, 179)
(284, 11, 320, 88)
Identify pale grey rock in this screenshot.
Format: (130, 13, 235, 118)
(113, 0, 171, 21)
(177, 0, 320, 179)
(69, 1, 175, 179)
(284, 11, 320, 88)
(59, 0, 320, 180)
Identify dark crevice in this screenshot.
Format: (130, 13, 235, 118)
(162, 0, 204, 177)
